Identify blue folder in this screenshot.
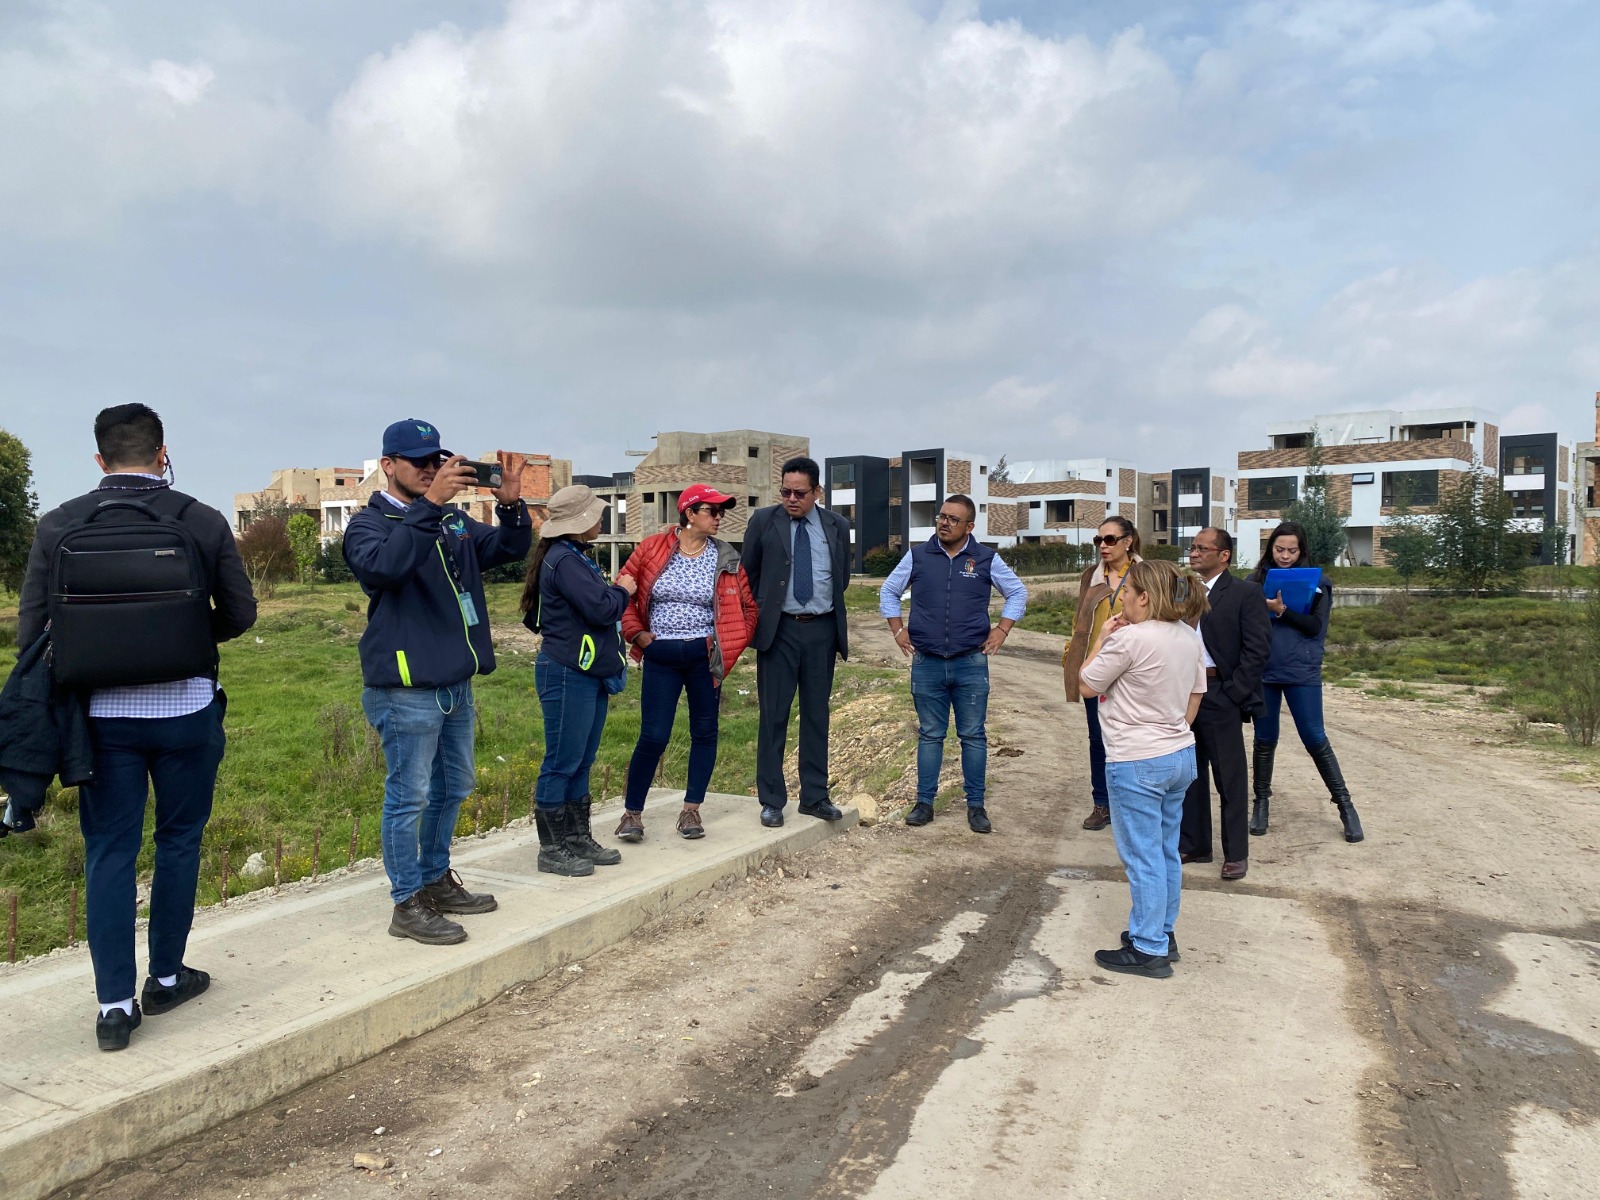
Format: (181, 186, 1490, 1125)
(1262, 568, 1322, 616)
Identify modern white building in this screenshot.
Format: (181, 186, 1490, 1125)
(987, 458, 1140, 546)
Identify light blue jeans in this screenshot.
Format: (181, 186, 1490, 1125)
(910, 650, 990, 806)
(362, 682, 476, 905)
(1106, 746, 1198, 957)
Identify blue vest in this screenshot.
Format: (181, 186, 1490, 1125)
(908, 536, 997, 658)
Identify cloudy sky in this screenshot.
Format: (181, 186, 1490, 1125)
(3, 0, 1597, 515)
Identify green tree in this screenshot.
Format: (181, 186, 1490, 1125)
(1559, 568, 1600, 745)
(0, 428, 40, 593)
(1382, 479, 1432, 590)
(1428, 461, 1525, 596)
(287, 512, 321, 584)
(1283, 435, 1347, 566)
(318, 536, 355, 584)
(237, 497, 295, 596)
(990, 454, 1010, 484)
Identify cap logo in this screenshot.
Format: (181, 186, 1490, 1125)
(415, 424, 434, 436)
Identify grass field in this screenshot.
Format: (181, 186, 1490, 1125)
(0, 583, 914, 960)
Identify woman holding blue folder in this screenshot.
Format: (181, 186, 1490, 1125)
(1246, 521, 1363, 844)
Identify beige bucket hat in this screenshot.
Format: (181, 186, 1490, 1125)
(540, 484, 608, 540)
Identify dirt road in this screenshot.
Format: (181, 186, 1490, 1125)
(52, 618, 1600, 1199)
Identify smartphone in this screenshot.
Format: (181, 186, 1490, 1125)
(466, 461, 503, 489)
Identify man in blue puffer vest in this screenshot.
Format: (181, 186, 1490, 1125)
(879, 494, 1028, 833)
(344, 420, 531, 946)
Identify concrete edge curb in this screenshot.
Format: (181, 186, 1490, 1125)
(7, 807, 857, 1200)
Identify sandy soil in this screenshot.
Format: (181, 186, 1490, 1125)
(49, 617, 1600, 1200)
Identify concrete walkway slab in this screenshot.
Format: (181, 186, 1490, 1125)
(0, 794, 854, 1200)
(863, 875, 1378, 1200)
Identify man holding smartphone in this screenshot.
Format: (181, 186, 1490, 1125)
(344, 420, 530, 945)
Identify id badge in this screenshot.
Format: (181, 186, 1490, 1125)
(459, 592, 481, 627)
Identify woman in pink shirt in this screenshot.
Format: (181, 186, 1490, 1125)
(1078, 560, 1209, 979)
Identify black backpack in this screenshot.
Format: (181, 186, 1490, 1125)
(47, 496, 217, 689)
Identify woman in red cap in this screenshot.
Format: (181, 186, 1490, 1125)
(614, 484, 759, 840)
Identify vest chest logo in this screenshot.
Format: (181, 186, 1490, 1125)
(445, 515, 470, 538)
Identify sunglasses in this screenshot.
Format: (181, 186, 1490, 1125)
(1093, 533, 1128, 547)
(689, 504, 726, 517)
(399, 454, 445, 469)
(779, 487, 814, 500)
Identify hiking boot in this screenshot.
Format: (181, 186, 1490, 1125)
(573, 795, 622, 865)
(420, 868, 498, 914)
(536, 805, 596, 877)
(141, 966, 210, 1014)
(388, 894, 467, 945)
(1082, 805, 1110, 831)
(614, 809, 645, 843)
(676, 807, 705, 839)
(905, 802, 934, 827)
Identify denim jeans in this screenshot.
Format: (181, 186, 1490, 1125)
(625, 637, 719, 811)
(1084, 696, 1109, 807)
(1106, 746, 1198, 958)
(910, 650, 990, 806)
(1255, 684, 1327, 748)
(79, 695, 227, 1003)
(535, 655, 609, 811)
(363, 683, 475, 906)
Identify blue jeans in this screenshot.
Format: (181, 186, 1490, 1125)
(1106, 746, 1198, 958)
(1255, 684, 1326, 748)
(79, 696, 227, 1003)
(363, 683, 476, 905)
(910, 650, 990, 806)
(625, 637, 719, 810)
(535, 655, 609, 811)
(1084, 696, 1109, 807)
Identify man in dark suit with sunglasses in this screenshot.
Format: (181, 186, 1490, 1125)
(1179, 527, 1270, 880)
(740, 456, 851, 828)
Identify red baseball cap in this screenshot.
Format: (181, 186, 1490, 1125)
(678, 483, 737, 513)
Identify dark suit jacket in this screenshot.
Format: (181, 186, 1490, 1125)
(1198, 571, 1271, 714)
(740, 504, 851, 657)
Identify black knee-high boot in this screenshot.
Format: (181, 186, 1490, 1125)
(1308, 740, 1363, 843)
(1250, 740, 1275, 836)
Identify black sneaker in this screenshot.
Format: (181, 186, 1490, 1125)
(388, 894, 468, 945)
(967, 806, 992, 834)
(1120, 930, 1180, 962)
(141, 966, 211, 1014)
(1093, 946, 1173, 979)
(905, 803, 934, 827)
(96, 1001, 142, 1051)
(420, 869, 498, 914)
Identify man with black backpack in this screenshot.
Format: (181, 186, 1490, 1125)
(343, 420, 531, 947)
(16, 404, 257, 1051)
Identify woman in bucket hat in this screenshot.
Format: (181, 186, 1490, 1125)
(520, 485, 636, 876)
(613, 484, 759, 841)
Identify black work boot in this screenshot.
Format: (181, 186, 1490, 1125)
(572, 795, 622, 865)
(1309, 739, 1363, 843)
(388, 893, 468, 945)
(1250, 739, 1276, 836)
(536, 805, 596, 877)
(420, 868, 498, 914)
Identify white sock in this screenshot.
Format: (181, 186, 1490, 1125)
(100, 999, 135, 1018)
(157, 974, 177, 988)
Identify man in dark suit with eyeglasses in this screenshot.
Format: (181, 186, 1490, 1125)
(740, 456, 851, 828)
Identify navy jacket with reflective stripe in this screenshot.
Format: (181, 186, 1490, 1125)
(344, 492, 531, 689)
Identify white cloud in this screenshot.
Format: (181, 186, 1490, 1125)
(129, 58, 216, 105)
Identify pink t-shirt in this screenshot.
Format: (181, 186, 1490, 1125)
(1077, 620, 1207, 763)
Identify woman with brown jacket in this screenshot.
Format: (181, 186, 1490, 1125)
(1061, 516, 1142, 830)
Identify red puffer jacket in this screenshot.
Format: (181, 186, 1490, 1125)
(618, 532, 759, 685)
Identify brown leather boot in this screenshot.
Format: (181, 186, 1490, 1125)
(1082, 805, 1110, 831)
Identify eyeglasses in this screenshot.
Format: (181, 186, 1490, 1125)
(1092, 533, 1127, 548)
(779, 487, 813, 500)
(1189, 543, 1221, 554)
(934, 513, 970, 525)
(400, 454, 444, 469)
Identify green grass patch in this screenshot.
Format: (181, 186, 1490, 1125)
(0, 583, 912, 959)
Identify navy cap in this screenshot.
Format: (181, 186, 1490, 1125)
(381, 419, 453, 459)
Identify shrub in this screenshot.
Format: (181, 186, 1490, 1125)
(862, 545, 900, 577)
(318, 537, 355, 584)
(998, 540, 1096, 576)
(1143, 543, 1182, 562)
